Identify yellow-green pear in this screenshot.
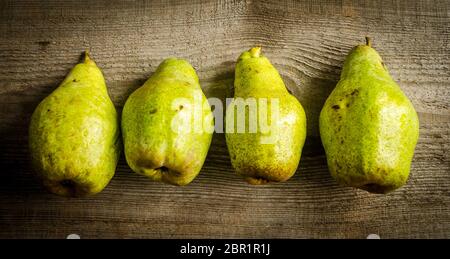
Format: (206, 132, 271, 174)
(29, 52, 120, 197)
(319, 38, 419, 194)
(225, 47, 307, 184)
(122, 58, 213, 186)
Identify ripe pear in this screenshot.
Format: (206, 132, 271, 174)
(225, 47, 307, 184)
(319, 38, 419, 194)
(122, 58, 213, 186)
(29, 52, 120, 197)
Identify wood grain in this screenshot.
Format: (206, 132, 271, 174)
(0, 0, 449, 238)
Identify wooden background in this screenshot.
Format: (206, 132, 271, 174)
(0, 0, 449, 239)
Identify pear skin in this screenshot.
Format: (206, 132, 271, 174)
(225, 47, 307, 184)
(122, 58, 213, 186)
(319, 38, 419, 194)
(29, 52, 120, 197)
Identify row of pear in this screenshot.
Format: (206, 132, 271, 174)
(29, 37, 419, 197)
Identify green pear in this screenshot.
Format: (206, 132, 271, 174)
(225, 47, 307, 184)
(29, 52, 120, 197)
(319, 38, 419, 194)
(122, 58, 213, 186)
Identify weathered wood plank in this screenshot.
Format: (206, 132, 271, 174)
(0, 0, 449, 238)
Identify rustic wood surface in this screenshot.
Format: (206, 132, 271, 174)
(0, 0, 449, 239)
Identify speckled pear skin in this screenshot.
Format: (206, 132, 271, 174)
(29, 52, 120, 197)
(122, 58, 213, 186)
(225, 47, 307, 185)
(319, 38, 419, 194)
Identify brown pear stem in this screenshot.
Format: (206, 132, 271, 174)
(365, 37, 372, 47)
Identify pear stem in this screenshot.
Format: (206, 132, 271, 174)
(365, 37, 372, 47)
(84, 50, 91, 63)
(249, 47, 261, 58)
